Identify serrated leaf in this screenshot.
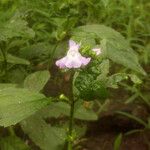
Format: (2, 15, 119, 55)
(24, 70, 50, 92)
(21, 114, 66, 150)
(0, 87, 51, 127)
(74, 60, 108, 101)
(0, 135, 31, 150)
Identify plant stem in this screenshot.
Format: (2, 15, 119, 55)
(68, 97, 75, 150)
(67, 72, 75, 150)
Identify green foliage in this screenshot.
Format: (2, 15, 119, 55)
(0, 87, 51, 127)
(21, 112, 66, 150)
(116, 111, 148, 128)
(0, 83, 17, 89)
(0, 53, 30, 65)
(0, 135, 31, 150)
(113, 133, 122, 150)
(72, 24, 146, 75)
(0, 16, 35, 41)
(107, 73, 128, 88)
(39, 101, 97, 121)
(24, 70, 50, 92)
(74, 60, 109, 101)
(20, 99, 96, 150)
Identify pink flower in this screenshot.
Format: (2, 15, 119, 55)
(56, 40, 91, 69)
(92, 48, 101, 55)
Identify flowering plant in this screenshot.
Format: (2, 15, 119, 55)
(55, 39, 101, 149)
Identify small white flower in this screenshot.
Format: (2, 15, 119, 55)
(56, 40, 91, 69)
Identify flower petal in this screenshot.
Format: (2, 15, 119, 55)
(55, 57, 67, 68)
(69, 40, 80, 51)
(65, 58, 82, 68)
(56, 40, 91, 69)
(81, 57, 91, 65)
(92, 48, 101, 55)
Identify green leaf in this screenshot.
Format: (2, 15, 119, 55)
(107, 73, 128, 88)
(21, 114, 66, 150)
(97, 59, 109, 80)
(0, 53, 30, 65)
(0, 17, 35, 41)
(6, 68, 27, 84)
(0, 135, 31, 150)
(39, 101, 98, 121)
(129, 74, 142, 84)
(0, 87, 50, 127)
(24, 70, 50, 92)
(116, 111, 147, 127)
(72, 24, 146, 75)
(72, 24, 125, 41)
(74, 60, 108, 101)
(101, 39, 146, 75)
(101, 0, 110, 7)
(0, 83, 17, 90)
(74, 101, 98, 121)
(40, 102, 70, 118)
(113, 133, 122, 150)
(19, 42, 52, 60)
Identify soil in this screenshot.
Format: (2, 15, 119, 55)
(80, 131, 150, 150)
(77, 101, 150, 150)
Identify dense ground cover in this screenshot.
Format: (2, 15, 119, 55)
(0, 0, 150, 150)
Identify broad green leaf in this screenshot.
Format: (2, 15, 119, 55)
(101, 39, 146, 75)
(21, 114, 66, 150)
(39, 101, 98, 121)
(40, 102, 70, 118)
(113, 133, 122, 150)
(20, 101, 93, 150)
(72, 24, 146, 75)
(0, 135, 31, 150)
(0, 53, 30, 65)
(24, 70, 50, 92)
(19, 42, 52, 60)
(72, 24, 125, 41)
(74, 101, 98, 120)
(0, 87, 50, 127)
